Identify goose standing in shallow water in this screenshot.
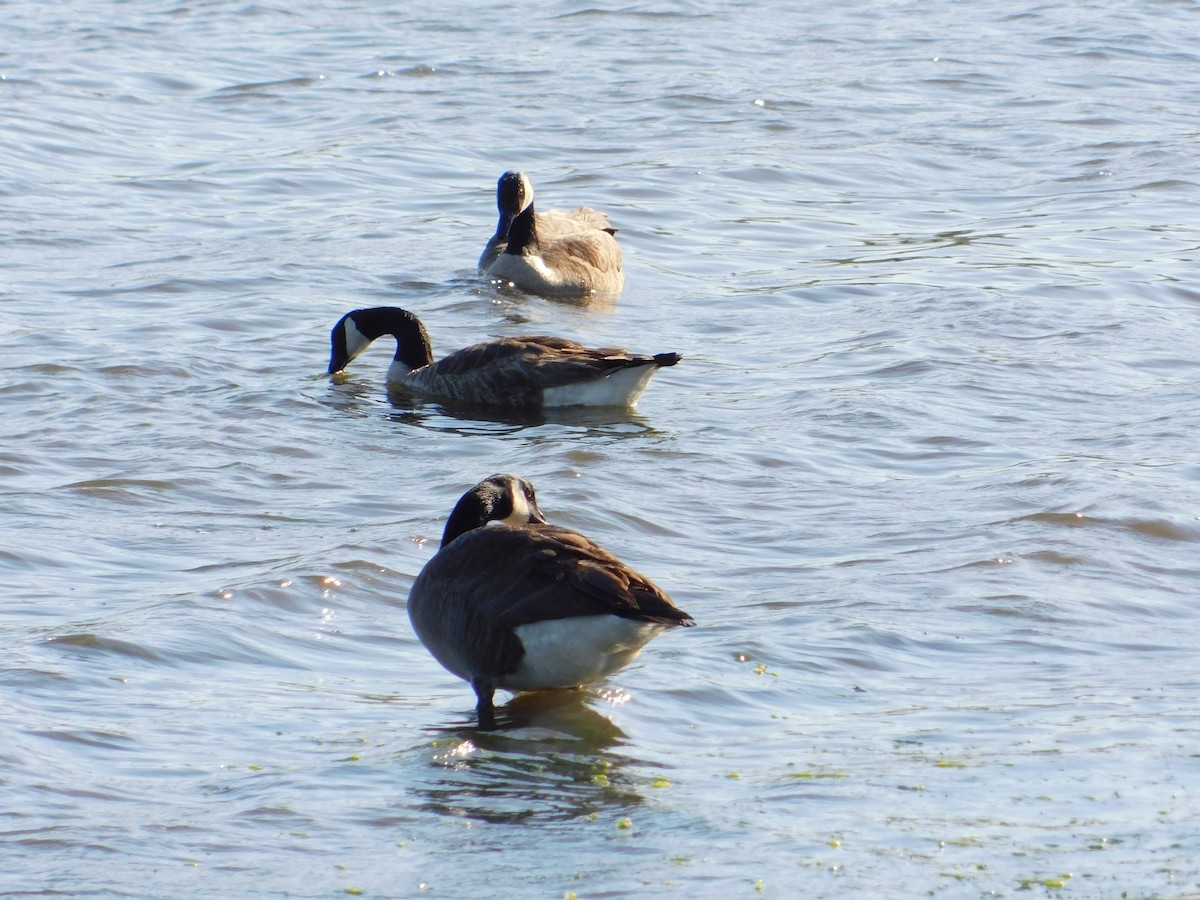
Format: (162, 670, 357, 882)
(479, 171, 624, 297)
(407, 474, 695, 729)
(328, 307, 679, 408)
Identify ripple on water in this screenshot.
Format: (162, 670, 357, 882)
(4, 0, 1200, 897)
(43, 633, 165, 662)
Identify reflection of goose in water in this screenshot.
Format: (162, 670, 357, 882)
(407, 474, 695, 729)
(414, 691, 639, 825)
(324, 368, 665, 437)
(415, 696, 657, 830)
(425, 688, 630, 744)
(382, 397, 662, 436)
(479, 171, 624, 297)
(328, 307, 679, 409)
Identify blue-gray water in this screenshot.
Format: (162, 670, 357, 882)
(4, 1, 1200, 896)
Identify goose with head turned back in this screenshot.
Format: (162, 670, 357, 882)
(407, 474, 695, 729)
(328, 307, 680, 408)
(479, 171, 624, 297)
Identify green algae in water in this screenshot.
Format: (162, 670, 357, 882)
(943, 836, 984, 848)
(1017, 873, 1073, 890)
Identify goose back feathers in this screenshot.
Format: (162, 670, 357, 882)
(328, 307, 679, 408)
(407, 474, 695, 728)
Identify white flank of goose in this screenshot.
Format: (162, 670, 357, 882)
(479, 171, 624, 297)
(406, 474, 695, 729)
(327, 307, 679, 408)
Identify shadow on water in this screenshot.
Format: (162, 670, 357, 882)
(378, 272, 621, 319)
(409, 690, 651, 825)
(384, 390, 661, 434)
(482, 279, 623, 318)
(319, 375, 662, 437)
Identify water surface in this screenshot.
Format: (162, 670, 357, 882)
(4, 0, 1200, 896)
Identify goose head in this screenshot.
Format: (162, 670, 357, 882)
(496, 170, 534, 219)
(327, 307, 435, 376)
(440, 473, 548, 548)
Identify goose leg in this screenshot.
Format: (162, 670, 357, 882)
(472, 674, 500, 730)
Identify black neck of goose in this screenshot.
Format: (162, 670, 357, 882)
(503, 203, 538, 256)
(440, 493, 494, 548)
(355, 307, 434, 372)
(440, 478, 521, 547)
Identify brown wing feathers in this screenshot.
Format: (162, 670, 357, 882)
(437, 525, 692, 629)
(422, 337, 677, 402)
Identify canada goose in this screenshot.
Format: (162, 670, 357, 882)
(479, 171, 624, 297)
(407, 474, 695, 729)
(328, 307, 679, 408)
(477, 171, 617, 272)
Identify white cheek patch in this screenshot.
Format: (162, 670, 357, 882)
(344, 319, 372, 363)
(502, 484, 532, 525)
(517, 172, 535, 211)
